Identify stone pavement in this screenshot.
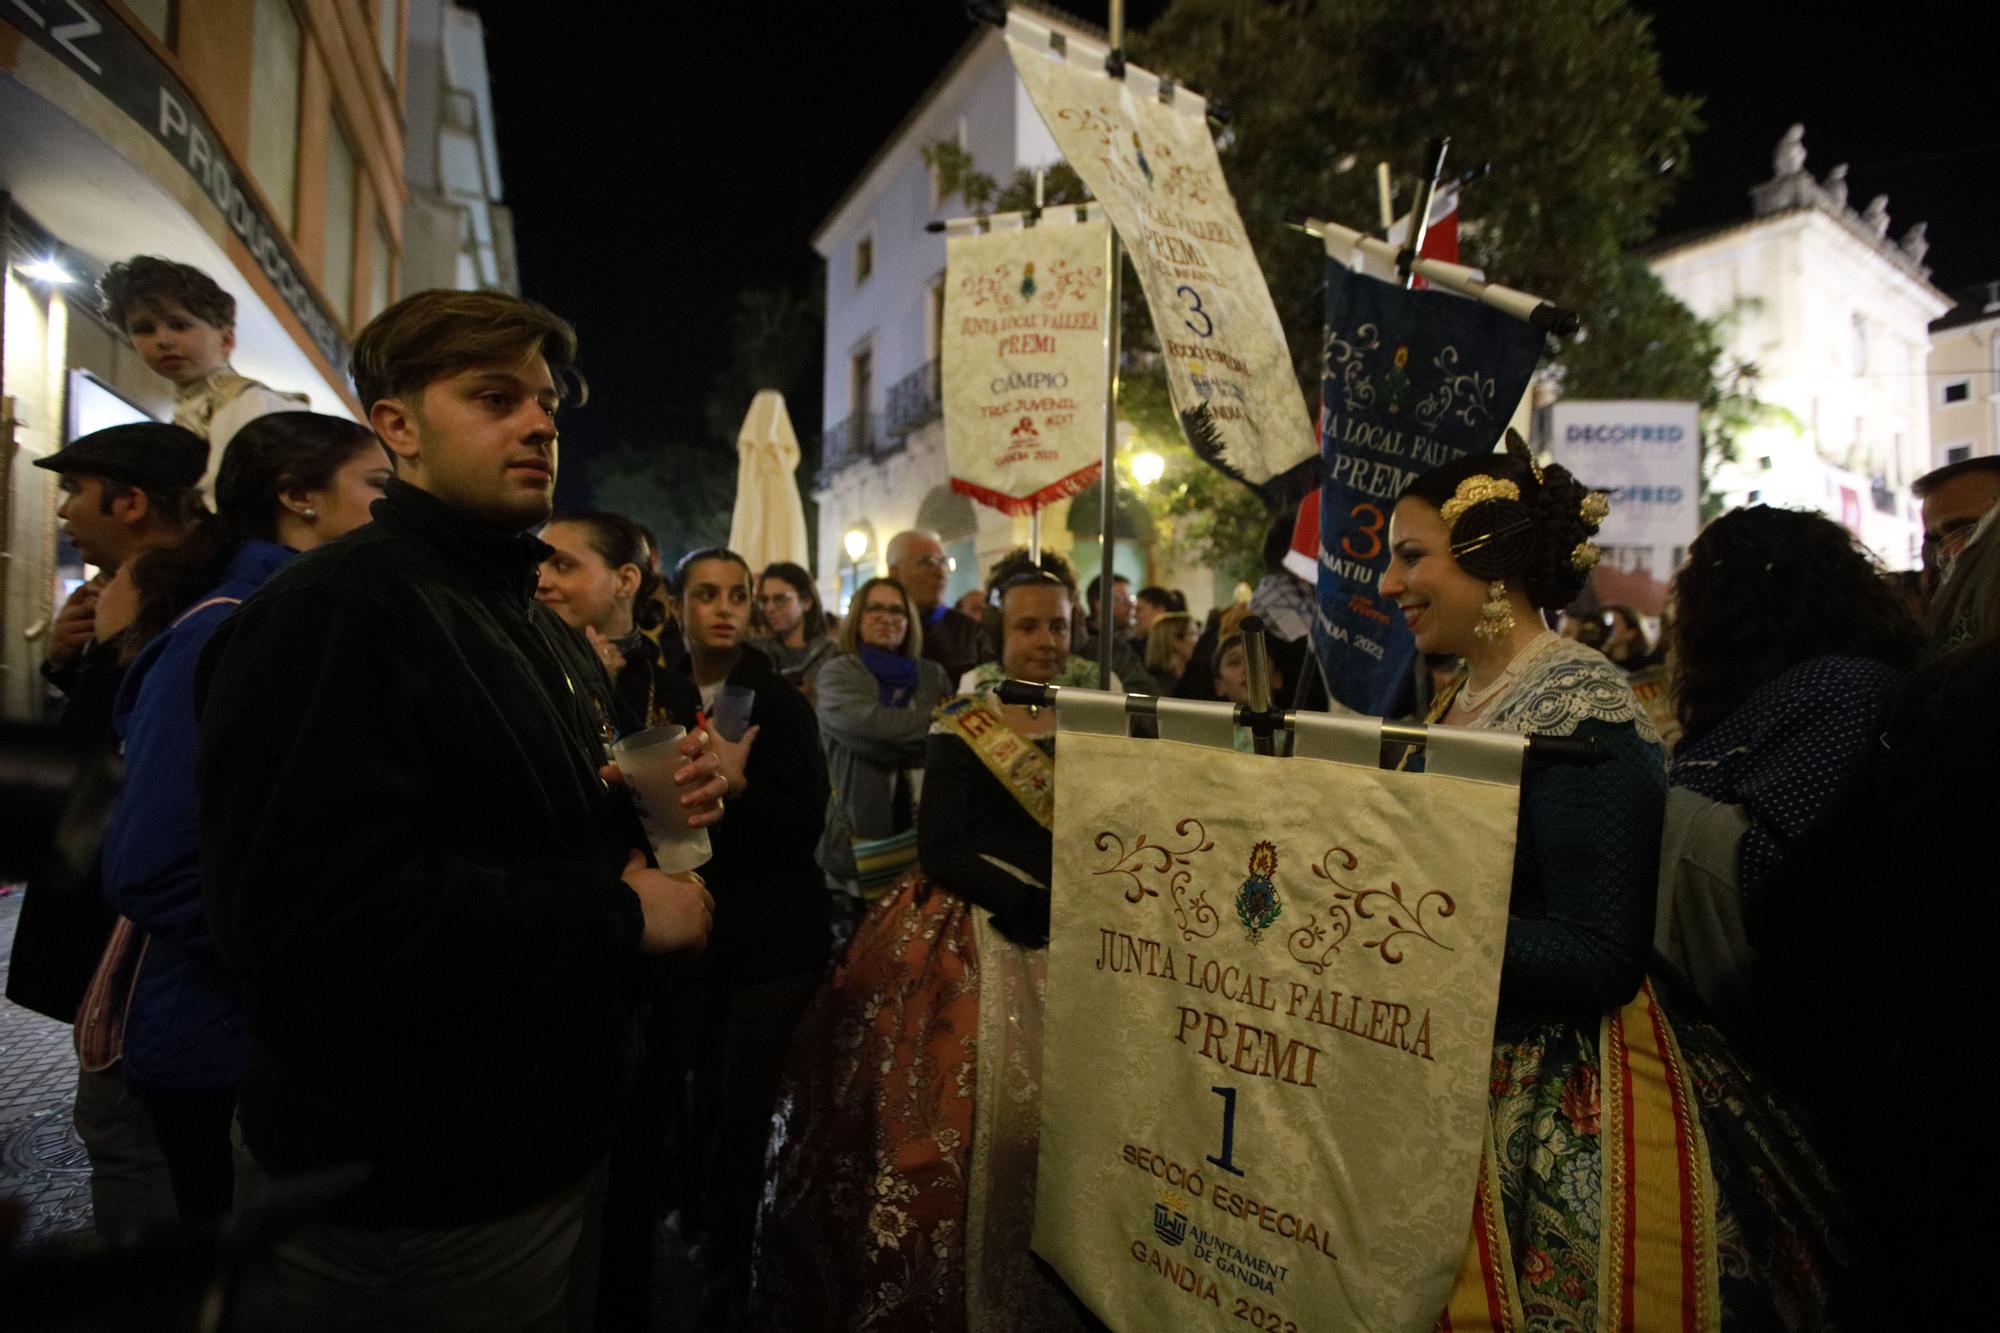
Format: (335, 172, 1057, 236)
(0, 888, 96, 1245)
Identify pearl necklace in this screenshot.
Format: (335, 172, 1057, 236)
(1455, 630, 1559, 715)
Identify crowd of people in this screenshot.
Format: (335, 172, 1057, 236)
(5, 254, 1998, 1330)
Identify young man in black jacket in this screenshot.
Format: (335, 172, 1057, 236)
(195, 289, 723, 1330)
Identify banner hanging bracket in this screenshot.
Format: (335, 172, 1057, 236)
(995, 680, 1608, 765)
(1284, 211, 1582, 337)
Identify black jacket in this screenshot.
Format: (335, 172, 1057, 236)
(6, 642, 125, 1023)
(670, 644, 829, 982)
(917, 730, 1053, 946)
(194, 480, 646, 1226)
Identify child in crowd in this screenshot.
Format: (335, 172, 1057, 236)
(99, 256, 307, 495)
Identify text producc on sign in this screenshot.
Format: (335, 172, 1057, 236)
(5, 0, 350, 372)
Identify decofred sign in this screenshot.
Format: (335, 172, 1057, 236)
(1546, 399, 1700, 549)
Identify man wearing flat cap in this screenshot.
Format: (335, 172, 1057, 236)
(7, 421, 208, 1235)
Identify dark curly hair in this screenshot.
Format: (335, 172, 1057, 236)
(1669, 506, 1923, 743)
(99, 255, 235, 331)
(1397, 444, 1605, 611)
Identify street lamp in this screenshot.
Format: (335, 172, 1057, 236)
(842, 525, 870, 608)
(18, 257, 74, 285)
(1131, 450, 1165, 486)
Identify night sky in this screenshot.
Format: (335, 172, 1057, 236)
(470, 1, 1997, 495)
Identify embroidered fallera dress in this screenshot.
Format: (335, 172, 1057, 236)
(1419, 638, 1849, 1330)
(753, 690, 1090, 1333)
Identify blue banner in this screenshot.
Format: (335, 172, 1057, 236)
(1312, 262, 1543, 714)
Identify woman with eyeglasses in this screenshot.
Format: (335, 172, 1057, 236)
(751, 560, 837, 695)
(812, 577, 952, 928)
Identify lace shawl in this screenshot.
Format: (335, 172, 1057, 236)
(1484, 637, 1662, 746)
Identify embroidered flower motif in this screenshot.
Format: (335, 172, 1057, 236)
(1523, 1246, 1555, 1285)
(1558, 1151, 1602, 1233)
(1561, 1061, 1601, 1137)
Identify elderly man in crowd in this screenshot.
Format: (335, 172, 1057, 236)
(886, 528, 982, 685)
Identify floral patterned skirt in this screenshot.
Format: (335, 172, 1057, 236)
(1480, 981, 1851, 1331)
(751, 874, 983, 1330)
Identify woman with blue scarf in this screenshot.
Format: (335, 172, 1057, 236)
(815, 576, 952, 924)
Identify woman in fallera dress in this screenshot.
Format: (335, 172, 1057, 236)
(1381, 441, 1850, 1328)
(754, 571, 1092, 1333)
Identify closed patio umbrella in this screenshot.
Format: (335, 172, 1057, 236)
(727, 389, 811, 574)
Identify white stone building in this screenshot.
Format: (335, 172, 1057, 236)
(400, 0, 518, 296)
(1647, 125, 1951, 569)
(1928, 280, 2000, 469)
(808, 10, 1197, 618)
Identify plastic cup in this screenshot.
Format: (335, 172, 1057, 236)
(710, 684, 756, 742)
(610, 725, 712, 874)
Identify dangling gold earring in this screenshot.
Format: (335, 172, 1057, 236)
(1476, 580, 1514, 640)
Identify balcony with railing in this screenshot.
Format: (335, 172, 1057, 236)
(885, 358, 942, 438)
(819, 410, 892, 482)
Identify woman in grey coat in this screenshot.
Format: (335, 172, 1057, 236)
(816, 576, 954, 928)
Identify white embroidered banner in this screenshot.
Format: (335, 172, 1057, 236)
(1005, 12, 1315, 489)
(1036, 733, 1520, 1332)
(943, 212, 1112, 514)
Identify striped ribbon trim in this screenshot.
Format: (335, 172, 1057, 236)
(1436, 981, 1718, 1332)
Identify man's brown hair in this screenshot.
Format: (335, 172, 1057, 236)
(350, 289, 587, 414)
(99, 256, 236, 331)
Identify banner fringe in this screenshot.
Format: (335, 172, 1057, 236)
(949, 464, 1103, 517)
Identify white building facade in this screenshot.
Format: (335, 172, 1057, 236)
(810, 12, 1208, 620)
(1647, 125, 1951, 569)
(810, 25, 1063, 613)
(400, 0, 518, 296)
(1927, 281, 2000, 469)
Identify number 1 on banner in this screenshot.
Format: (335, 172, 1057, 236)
(1206, 1086, 1246, 1177)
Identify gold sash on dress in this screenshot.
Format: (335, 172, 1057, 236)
(936, 694, 1055, 831)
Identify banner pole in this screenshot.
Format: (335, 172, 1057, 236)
(1095, 0, 1127, 690)
(1402, 138, 1450, 290)
(1029, 508, 1042, 562)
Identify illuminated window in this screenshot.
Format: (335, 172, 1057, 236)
(323, 115, 358, 325)
(249, 0, 303, 232)
(126, 0, 174, 45)
(854, 232, 874, 286)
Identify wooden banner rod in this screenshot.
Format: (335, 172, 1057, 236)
(1287, 211, 1582, 337)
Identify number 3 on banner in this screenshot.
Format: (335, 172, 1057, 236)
(1177, 285, 1214, 339)
(1206, 1086, 1246, 1177)
(1342, 502, 1385, 561)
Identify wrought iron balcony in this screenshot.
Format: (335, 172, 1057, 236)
(885, 359, 942, 438)
(819, 411, 881, 481)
